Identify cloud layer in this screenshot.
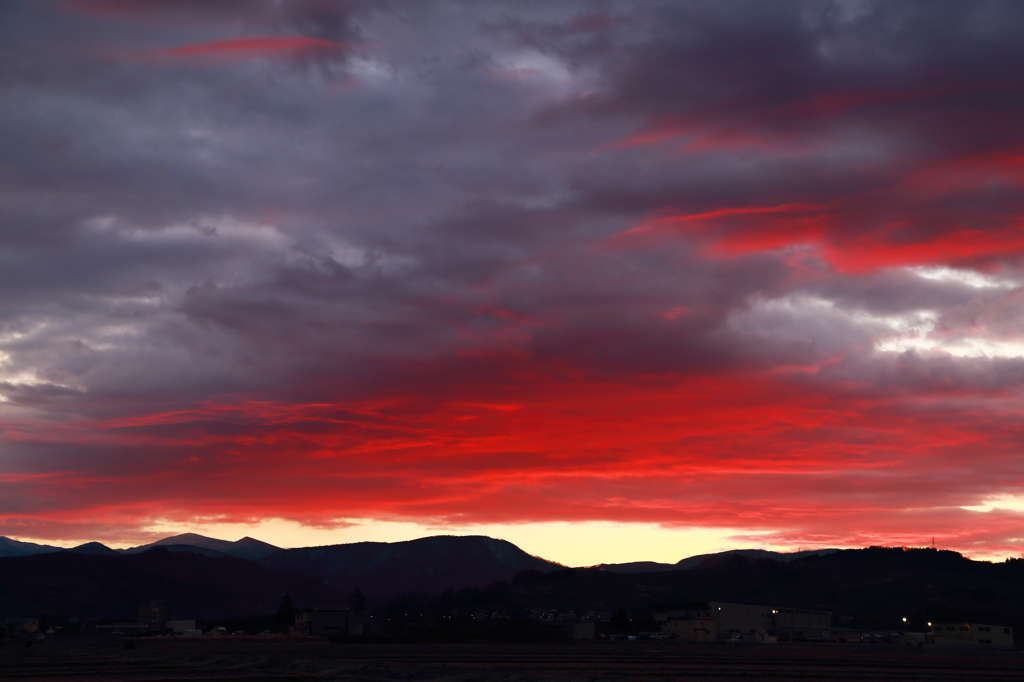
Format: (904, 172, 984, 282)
(2, 0, 1024, 557)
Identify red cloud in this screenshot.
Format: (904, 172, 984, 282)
(603, 115, 700, 150)
(609, 142, 1024, 274)
(604, 80, 1022, 154)
(5, 360, 1024, 559)
(143, 36, 348, 61)
(824, 224, 1024, 274)
(609, 203, 831, 257)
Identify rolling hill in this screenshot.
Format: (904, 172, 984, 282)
(0, 547, 341, 620)
(123, 533, 281, 560)
(595, 548, 838, 573)
(258, 535, 562, 604)
(0, 536, 62, 558)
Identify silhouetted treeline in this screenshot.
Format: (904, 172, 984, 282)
(375, 547, 1024, 643)
(4, 543, 1024, 646)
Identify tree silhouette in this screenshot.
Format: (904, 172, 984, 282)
(275, 594, 294, 626)
(610, 608, 630, 630)
(350, 588, 366, 615)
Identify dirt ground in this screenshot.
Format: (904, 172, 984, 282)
(1, 636, 1022, 682)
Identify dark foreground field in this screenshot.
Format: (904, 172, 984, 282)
(1, 637, 1022, 682)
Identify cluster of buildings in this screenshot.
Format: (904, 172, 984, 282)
(129, 600, 200, 635)
(283, 600, 1016, 647)
(630, 602, 1016, 648)
(0, 617, 44, 640)
(653, 602, 832, 643)
(1, 598, 1015, 648)
(529, 608, 613, 622)
(288, 607, 382, 637)
(171, 600, 1023, 647)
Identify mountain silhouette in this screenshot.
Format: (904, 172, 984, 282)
(499, 547, 1024, 639)
(124, 532, 236, 554)
(226, 536, 281, 560)
(124, 533, 281, 559)
(259, 535, 561, 604)
(68, 542, 119, 555)
(0, 547, 341, 619)
(0, 536, 62, 558)
(675, 548, 837, 569)
(595, 548, 838, 573)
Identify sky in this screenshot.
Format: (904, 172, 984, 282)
(1, 0, 1024, 566)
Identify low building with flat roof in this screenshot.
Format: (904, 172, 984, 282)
(931, 622, 1013, 647)
(166, 620, 196, 634)
(660, 613, 717, 642)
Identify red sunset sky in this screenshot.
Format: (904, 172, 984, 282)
(1, 0, 1024, 564)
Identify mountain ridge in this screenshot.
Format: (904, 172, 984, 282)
(258, 534, 563, 603)
(121, 533, 282, 560)
(1, 532, 842, 570)
(387, 546, 1024, 643)
(0, 547, 342, 619)
(0, 536, 63, 558)
(592, 549, 839, 573)
(2, 536, 1021, 639)
(68, 541, 119, 555)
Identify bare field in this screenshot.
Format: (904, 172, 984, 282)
(1, 637, 1022, 682)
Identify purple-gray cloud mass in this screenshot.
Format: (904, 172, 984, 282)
(1, 0, 1024, 555)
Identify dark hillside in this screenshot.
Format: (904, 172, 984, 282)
(0, 536, 62, 558)
(0, 547, 342, 620)
(522, 548, 1024, 632)
(123, 534, 281, 560)
(381, 547, 1024, 643)
(260, 535, 561, 604)
(67, 542, 119, 555)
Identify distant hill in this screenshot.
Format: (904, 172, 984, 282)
(2, 532, 563, 610)
(259, 535, 561, 604)
(0, 547, 342, 619)
(124, 533, 281, 560)
(150, 544, 227, 558)
(593, 560, 677, 573)
(226, 536, 281, 560)
(595, 548, 838, 573)
(68, 542, 119, 555)
(676, 548, 838, 569)
(0, 536, 63, 558)
(373, 547, 1024, 646)
(124, 532, 235, 554)
(499, 547, 1024, 639)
